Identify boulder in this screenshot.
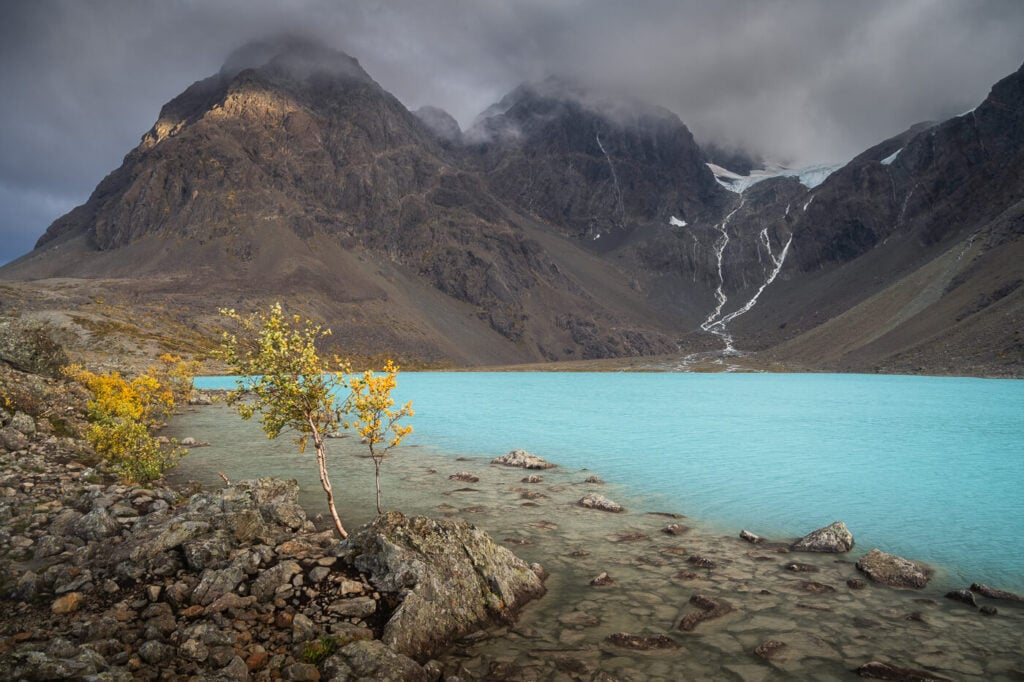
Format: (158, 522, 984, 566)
(791, 521, 854, 553)
(739, 529, 762, 543)
(348, 511, 546, 662)
(855, 549, 931, 589)
(576, 493, 623, 513)
(322, 640, 428, 682)
(448, 472, 479, 483)
(491, 449, 556, 469)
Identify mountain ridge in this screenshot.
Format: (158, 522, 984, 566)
(2, 39, 1021, 375)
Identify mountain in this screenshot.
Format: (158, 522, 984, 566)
(1, 38, 1021, 375)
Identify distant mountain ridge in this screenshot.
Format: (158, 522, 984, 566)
(2, 38, 1021, 375)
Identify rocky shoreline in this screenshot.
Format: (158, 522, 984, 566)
(0, 366, 546, 681)
(4, 368, 1024, 680)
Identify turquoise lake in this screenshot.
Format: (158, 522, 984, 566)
(195, 372, 1024, 591)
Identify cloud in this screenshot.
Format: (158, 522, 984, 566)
(1, 0, 1022, 264)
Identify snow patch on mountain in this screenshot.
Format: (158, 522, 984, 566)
(707, 162, 843, 193)
(880, 148, 902, 165)
(669, 216, 687, 227)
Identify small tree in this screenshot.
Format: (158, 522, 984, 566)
(218, 304, 352, 538)
(346, 360, 414, 515)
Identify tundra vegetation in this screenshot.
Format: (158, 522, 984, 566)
(65, 353, 196, 484)
(218, 303, 413, 538)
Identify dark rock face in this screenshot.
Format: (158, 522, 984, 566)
(346, 511, 547, 662)
(855, 549, 932, 589)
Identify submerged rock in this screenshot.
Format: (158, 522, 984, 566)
(791, 521, 854, 553)
(604, 632, 680, 651)
(347, 511, 546, 662)
(855, 549, 931, 589)
(678, 594, 733, 631)
(754, 640, 787, 661)
(491, 449, 556, 469)
(448, 472, 479, 483)
(945, 589, 978, 608)
(970, 582, 1024, 603)
(855, 660, 953, 681)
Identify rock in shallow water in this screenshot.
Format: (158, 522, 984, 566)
(576, 493, 623, 513)
(491, 449, 556, 469)
(855, 549, 931, 589)
(791, 521, 854, 553)
(855, 660, 952, 681)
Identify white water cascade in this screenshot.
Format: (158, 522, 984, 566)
(699, 196, 792, 357)
(595, 132, 626, 235)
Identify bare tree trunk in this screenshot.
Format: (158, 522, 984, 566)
(374, 457, 383, 516)
(309, 418, 348, 539)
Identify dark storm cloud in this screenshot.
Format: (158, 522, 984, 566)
(1, 0, 1022, 264)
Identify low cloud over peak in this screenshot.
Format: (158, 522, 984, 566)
(1, 0, 1022, 264)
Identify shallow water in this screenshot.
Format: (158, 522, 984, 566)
(166, 401, 1024, 680)
(190, 371, 1024, 591)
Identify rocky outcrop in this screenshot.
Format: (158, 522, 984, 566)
(491, 449, 556, 469)
(970, 582, 1024, 603)
(791, 521, 854, 553)
(345, 511, 547, 662)
(855, 549, 932, 589)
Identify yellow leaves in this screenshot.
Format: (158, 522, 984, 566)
(65, 359, 194, 484)
(347, 362, 413, 460)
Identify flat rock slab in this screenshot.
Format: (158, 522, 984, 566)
(603, 632, 680, 651)
(791, 521, 854, 553)
(491, 449, 556, 469)
(678, 594, 733, 631)
(856, 549, 931, 589)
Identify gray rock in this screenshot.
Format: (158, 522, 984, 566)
(1, 427, 30, 451)
(252, 560, 302, 601)
(349, 511, 546, 662)
(219, 656, 250, 681)
(183, 532, 233, 571)
(855, 548, 931, 589)
(328, 596, 378, 619)
(491, 449, 556, 469)
(138, 640, 174, 665)
(322, 640, 428, 682)
(34, 534, 64, 559)
(180, 638, 209, 662)
(292, 613, 318, 642)
(576, 493, 623, 513)
(10, 411, 36, 436)
(48, 509, 84, 536)
(603, 632, 679, 650)
(192, 564, 246, 606)
(790, 521, 854, 553)
(739, 529, 762, 543)
(72, 507, 122, 541)
(282, 662, 321, 681)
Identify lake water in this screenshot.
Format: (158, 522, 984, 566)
(191, 371, 1024, 592)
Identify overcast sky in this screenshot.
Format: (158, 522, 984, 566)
(1, 0, 1022, 265)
